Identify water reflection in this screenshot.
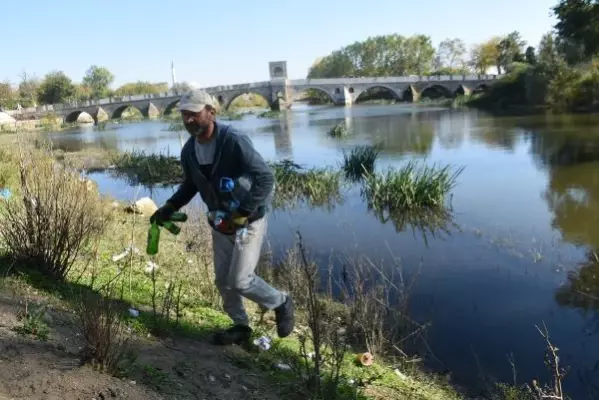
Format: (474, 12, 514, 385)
(367, 207, 456, 245)
(556, 252, 599, 317)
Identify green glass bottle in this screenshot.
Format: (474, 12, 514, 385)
(146, 222, 161, 255)
(171, 212, 188, 222)
(162, 220, 181, 235)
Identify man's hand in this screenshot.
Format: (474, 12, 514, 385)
(150, 202, 176, 225)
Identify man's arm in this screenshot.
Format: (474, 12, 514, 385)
(234, 135, 274, 216)
(166, 160, 197, 210)
(167, 176, 196, 210)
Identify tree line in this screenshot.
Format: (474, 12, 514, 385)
(470, 0, 599, 112)
(0, 66, 193, 110)
(307, 32, 536, 79)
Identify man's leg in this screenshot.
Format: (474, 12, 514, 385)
(211, 227, 252, 345)
(227, 217, 295, 337)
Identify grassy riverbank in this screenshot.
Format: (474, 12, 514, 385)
(0, 137, 569, 400)
(0, 140, 467, 400)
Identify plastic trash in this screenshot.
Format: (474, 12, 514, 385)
(253, 336, 272, 351)
(274, 363, 292, 371)
(128, 308, 140, 318)
(144, 261, 158, 274)
(0, 188, 11, 200)
(356, 352, 374, 366)
(112, 245, 142, 262)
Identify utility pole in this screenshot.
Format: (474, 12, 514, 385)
(171, 61, 177, 88)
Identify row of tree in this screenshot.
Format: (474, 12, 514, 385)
(307, 32, 539, 79)
(469, 0, 599, 112)
(0, 66, 193, 109)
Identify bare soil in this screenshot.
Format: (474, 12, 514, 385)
(0, 290, 283, 400)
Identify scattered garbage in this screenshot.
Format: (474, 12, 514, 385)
(356, 352, 374, 366)
(0, 188, 11, 200)
(128, 308, 140, 318)
(111, 245, 141, 262)
(394, 368, 408, 380)
(274, 363, 292, 371)
(253, 335, 272, 351)
(144, 261, 158, 274)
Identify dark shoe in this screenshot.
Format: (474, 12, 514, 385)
(213, 325, 252, 346)
(274, 296, 295, 338)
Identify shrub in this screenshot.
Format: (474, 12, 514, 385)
(0, 144, 107, 280)
(361, 161, 463, 212)
(76, 288, 132, 375)
(329, 122, 349, 138)
(111, 150, 183, 186)
(341, 145, 381, 181)
(269, 160, 342, 209)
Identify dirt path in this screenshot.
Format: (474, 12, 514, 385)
(0, 291, 283, 400)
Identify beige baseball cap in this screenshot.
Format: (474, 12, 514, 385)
(178, 89, 218, 112)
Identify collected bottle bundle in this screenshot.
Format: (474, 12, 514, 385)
(146, 211, 188, 255)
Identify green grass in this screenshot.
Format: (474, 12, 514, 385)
(269, 160, 343, 210)
(329, 122, 349, 138)
(110, 150, 183, 186)
(341, 144, 381, 181)
(219, 109, 244, 120)
(258, 110, 282, 119)
(361, 161, 463, 212)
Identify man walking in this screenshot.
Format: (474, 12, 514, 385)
(151, 89, 294, 345)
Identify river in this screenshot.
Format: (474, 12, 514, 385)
(45, 103, 599, 398)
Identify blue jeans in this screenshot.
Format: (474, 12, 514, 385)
(211, 216, 285, 326)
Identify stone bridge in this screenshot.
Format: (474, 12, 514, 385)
(10, 61, 502, 123)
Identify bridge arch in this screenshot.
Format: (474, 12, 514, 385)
(420, 84, 453, 100)
(472, 83, 489, 94)
(224, 91, 271, 110)
(111, 105, 144, 120)
(290, 87, 335, 104)
(354, 85, 402, 103)
(65, 110, 94, 123)
(163, 100, 180, 116)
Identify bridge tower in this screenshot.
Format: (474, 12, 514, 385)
(268, 61, 289, 111)
(171, 61, 177, 86)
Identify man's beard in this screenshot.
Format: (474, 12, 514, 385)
(185, 121, 208, 137)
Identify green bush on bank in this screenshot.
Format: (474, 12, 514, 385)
(469, 57, 599, 113)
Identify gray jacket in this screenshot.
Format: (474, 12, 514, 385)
(167, 122, 274, 221)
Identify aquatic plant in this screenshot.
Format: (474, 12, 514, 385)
(328, 122, 349, 138)
(269, 159, 342, 209)
(341, 144, 381, 181)
(258, 110, 281, 119)
(361, 161, 463, 211)
(111, 150, 183, 186)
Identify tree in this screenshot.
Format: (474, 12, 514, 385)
(553, 0, 599, 60)
(73, 84, 92, 102)
(525, 46, 537, 65)
(172, 82, 192, 94)
(470, 38, 500, 74)
(82, 65, 114, 99)
(114, 81, 169, 96)
(17, 72, 40, 108)
(0, 81, 17, 110)
(435, 38, 467, 70)
(307, 34, 435, 78)
(37, 71, 75, 105)
(497, 31, 526, 73)
(538, 33, 559, 66)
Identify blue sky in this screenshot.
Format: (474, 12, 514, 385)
(1, 0, 557, 88)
